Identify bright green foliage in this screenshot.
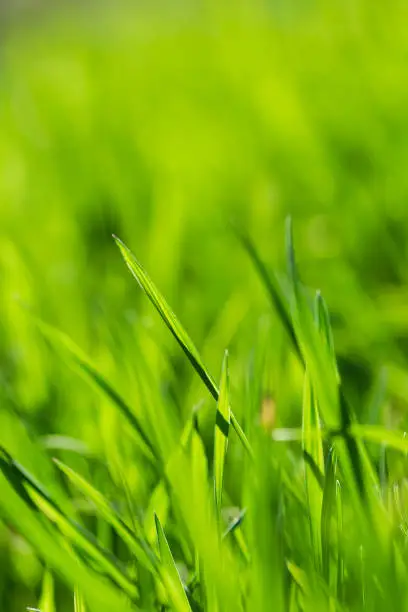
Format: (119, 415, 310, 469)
(3, 3, 408, 611)
(4, 228, 408, 610)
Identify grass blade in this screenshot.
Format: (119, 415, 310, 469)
(53, 459, 158, 575)
(154, 514, 192, 612)
(336, 480, 344, 602)
(236, 228, 302, 362)
(0, 448, 138, 601)
(38, 569, 55, 612)
(0, 458, 134, 611)
(315, 291, 337, 378)
(74, 587, 87, 612)
(302, 373, 324, 570)
(35, 319, 156, 465)
(114, 235, 251, 455)
(214, 350, 231, 519)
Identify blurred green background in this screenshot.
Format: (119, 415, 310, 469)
(1, 0, 408, 608)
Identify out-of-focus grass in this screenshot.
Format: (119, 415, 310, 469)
(1, 1, 408, 609)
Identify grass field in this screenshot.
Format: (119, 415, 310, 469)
(2, 2, 408, 610)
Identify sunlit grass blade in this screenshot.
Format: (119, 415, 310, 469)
(35, 319, 156, 465)
(154, 514, 192, 612)
(114, 235, 251, 455)
(236, 228, 302, 362)
(114, 235, 217, 396)
(336, 480, 344, 602)
(74, 587, 87, 612)
(28, 493, 138, 601)
(284, 217, 339, 427)
(214, 350, 230, 519)
(315, 291, 338, 379)
(54, 459, 158, 575)
(287, 560, 311, 598)
(38, 569, 55, 612)
(302, 373, 324, 570)
(321, 447, 335, 581)
(0, 456, 133, 611)
(284, 220, 384, 528)
(0, 448, 138, 601)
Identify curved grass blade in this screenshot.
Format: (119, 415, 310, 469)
(29, 492, 138, 600)
(114, 235, 251, 456)
(154, 514, 192, 612)
(236, 228, 302, 362)
(0, 449, 138, 601)
(0, 459, 134, 611)
(53, 459, 159, 576)
(35, 319, 156, 465)
(214, 350, 230, 518)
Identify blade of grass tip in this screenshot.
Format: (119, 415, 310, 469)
(34, 318, 156, 466)
(222, 508, 247, 537)
(0, 450, 138, 601)
(154, 514, 192, 612)
(315, 291, 338, 381)
(214, 350, 231, 520)
(113, 235, 251, 456)
(235, 227, 302, 363)
(284, 222, 382, 529)
(284, 219, 340, 425)
(285, 217, 299, 300)
(113, 235, 218, 400)
(53, 459, 159, 576)
(286, 560, 311, 598)
(38, 569, 55, 612)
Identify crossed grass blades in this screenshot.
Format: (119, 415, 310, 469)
(2, 221, 408, 611)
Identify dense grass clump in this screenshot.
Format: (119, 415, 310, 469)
(1, 224, 408, 611)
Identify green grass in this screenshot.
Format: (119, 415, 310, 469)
(1, 223, 408, 611)
(2, 1, 408, 610)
